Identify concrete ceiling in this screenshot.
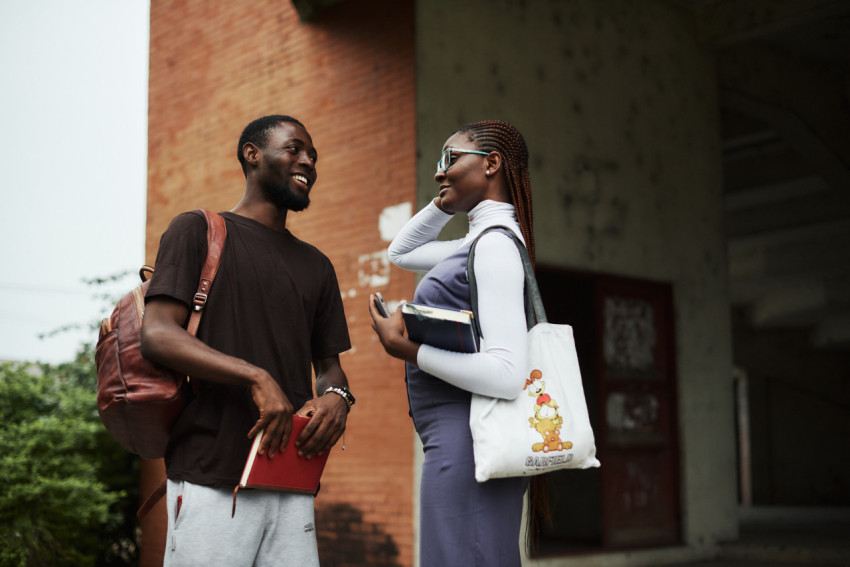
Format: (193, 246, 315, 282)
(682, 0, 850, 350)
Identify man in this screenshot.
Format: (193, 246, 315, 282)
(140, 115, 354, 566)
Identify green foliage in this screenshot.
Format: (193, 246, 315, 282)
(0, 345, 139, 567)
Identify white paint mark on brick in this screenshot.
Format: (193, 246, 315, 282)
(358, 250, 390, 287)
(379, 202, 413, 242)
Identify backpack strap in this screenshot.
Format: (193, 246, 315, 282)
(186, 209, 227, 335)
(137, 209, 227, 520)
(137, 479, 168, 519)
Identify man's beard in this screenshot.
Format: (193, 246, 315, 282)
(263, 182, 310, 212)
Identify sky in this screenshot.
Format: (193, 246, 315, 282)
(0, 1, 150, 363)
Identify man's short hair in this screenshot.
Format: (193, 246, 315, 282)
(237, 115, 305, 177)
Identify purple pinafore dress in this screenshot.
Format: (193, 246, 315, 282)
(405, 240, 529, 567)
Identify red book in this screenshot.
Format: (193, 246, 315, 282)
(232, 415, 330, 516)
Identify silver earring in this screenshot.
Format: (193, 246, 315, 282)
(486, 170, 490, 175)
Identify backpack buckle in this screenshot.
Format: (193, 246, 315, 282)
(193, 293, 208, 311)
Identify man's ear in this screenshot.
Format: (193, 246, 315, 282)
(485, 152, 503, 175)
(243, 142, 261, 168)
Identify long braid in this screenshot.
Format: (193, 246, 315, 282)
(457, 120, 535, 266)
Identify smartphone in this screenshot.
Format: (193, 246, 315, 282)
(374, 292, 390, 318)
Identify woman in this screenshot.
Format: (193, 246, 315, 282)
(368, 120, 535, 566)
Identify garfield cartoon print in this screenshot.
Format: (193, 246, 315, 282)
(525, 369, 573, 453)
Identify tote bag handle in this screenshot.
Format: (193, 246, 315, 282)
(467, 225, 547, 333)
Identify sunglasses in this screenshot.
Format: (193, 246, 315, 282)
(436, 147, 489, 173)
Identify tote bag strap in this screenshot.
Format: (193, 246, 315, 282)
(467, 225, 548, 334)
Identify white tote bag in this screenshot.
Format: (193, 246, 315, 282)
(467, 227, 601, 482)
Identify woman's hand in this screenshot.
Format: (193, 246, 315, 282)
(368, 294, 421, 364)
(433, 197, 454, 214)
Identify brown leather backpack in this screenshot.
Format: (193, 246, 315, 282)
(95, 210, 227, 460)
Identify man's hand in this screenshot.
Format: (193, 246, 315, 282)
(295, 355, 350, 458)
(247, 371, 295, 458)
(295, 393, 347, 458)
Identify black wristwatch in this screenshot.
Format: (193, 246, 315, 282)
(324, 386, 355, 411)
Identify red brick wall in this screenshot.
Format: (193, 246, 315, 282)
(145, 1, 416, 565)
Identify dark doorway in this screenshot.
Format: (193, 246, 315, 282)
(533, 267, 681, 555)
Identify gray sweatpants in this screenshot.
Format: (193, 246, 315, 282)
(163, 479, 319, 567)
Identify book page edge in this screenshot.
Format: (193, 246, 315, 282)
(239, 429, 264, 487)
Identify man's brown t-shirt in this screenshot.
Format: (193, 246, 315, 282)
(146, 211, 351, 488)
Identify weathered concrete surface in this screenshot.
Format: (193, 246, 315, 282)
(416, 0, 737, 559)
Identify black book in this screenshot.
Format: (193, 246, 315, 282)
(401, 302, 480, 353)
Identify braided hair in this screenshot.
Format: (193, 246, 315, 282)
(456, 120, 535, 266)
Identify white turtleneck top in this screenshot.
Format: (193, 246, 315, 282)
(388, 199, 527, 399)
